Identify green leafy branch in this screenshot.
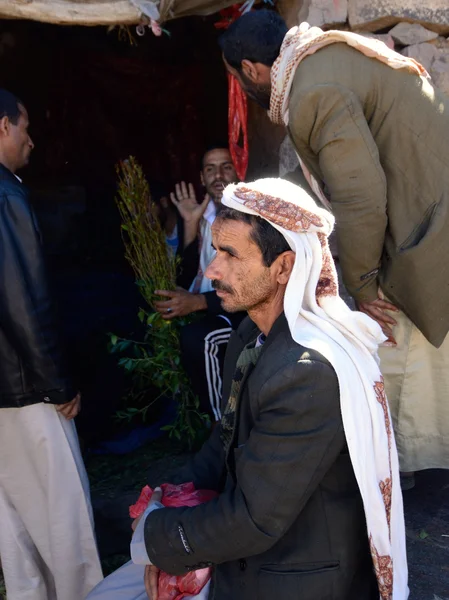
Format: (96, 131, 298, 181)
(111, 157, 209, 446)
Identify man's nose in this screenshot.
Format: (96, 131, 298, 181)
(28, 137, 34, 150)
(205, 255, 221, 281)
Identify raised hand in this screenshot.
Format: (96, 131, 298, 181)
(170, 182, 209, 225)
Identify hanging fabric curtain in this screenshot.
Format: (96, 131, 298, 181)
(227, 73, 249, 181)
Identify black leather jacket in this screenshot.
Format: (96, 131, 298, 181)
(0, 164, 73, 408)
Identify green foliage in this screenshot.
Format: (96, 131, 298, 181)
(111, 158, 209, 446)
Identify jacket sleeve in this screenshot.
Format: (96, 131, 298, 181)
(0, 189, 73, 403)
(289, 83, 388, 303)
(144, 359, 344, 574)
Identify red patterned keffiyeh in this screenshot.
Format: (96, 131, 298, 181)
(222, 178, 409, 600)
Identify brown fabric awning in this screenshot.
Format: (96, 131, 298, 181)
(0, 0, 239, 26)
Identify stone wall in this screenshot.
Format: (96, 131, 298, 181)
(288, 0, 449, 96)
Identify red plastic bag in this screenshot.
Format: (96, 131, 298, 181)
(228, 73, 249, 182)
(129, 482, 217, 517)
(129, 482, 218, 600)
(156, 568, 211, 600)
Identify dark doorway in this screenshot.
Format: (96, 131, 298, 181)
(0, 16, 228, 446)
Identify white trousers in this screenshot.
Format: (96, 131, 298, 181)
(0, 403, 103, 600)
(86, 560, 211, 600)
(379, 308, 449, 472)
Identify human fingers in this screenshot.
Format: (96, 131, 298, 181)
(373, 299, 399, 313)
(188, 183, 196, 200)
(180, 181, 189, 199)
(131, 514, 142, 532)
(55, 402, 70, 418)
(144, 565, 160, 600)
(161, 309, 177, 320)
(379, 322, 394, 338)
(170, 192, 180, 207)
(150, 487, 163, 504)
(149, 567, 159, 600)
(154, 304, 175, 318)
(68, 396, 81, 419)
(364, 306, 398, 326)
(154, 299, 171, 309)
(383, 333, 397, 347)
(144, 565, 151, 597)
(154, 290, 176, 298)
(66, 400, 79, 420)
(56, 398, 79, 420)
(199, 194, 210, 213)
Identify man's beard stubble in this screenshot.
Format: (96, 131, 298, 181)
(240, 72, 271, 111)
(212, 269, 274, 314)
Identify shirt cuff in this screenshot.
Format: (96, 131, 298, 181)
(130, 502, 164, 565)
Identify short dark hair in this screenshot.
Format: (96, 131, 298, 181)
(217, 206, 290, 267)
(0, 89, 24, 125)
(218, 9, 288, 71)
(201, 144, 231, 170)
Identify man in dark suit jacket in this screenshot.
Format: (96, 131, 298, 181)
(88, 178, 408, 599)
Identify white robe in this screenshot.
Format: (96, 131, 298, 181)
(0, 402, 103, 599)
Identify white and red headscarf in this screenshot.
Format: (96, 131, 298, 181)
(222, 178, 408, 600)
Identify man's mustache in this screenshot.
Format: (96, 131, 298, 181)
(212, 280, 234, 294)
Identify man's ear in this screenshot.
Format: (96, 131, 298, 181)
(0, 116, 10, 137)
(200, 171, 205, 186)
(276, 251, 296, 285)
(241, 59, 259, 84)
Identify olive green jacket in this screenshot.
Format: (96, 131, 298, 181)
(287, 43, 449, 347)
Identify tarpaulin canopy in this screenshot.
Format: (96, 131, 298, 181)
(0, 0, 240, 26)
